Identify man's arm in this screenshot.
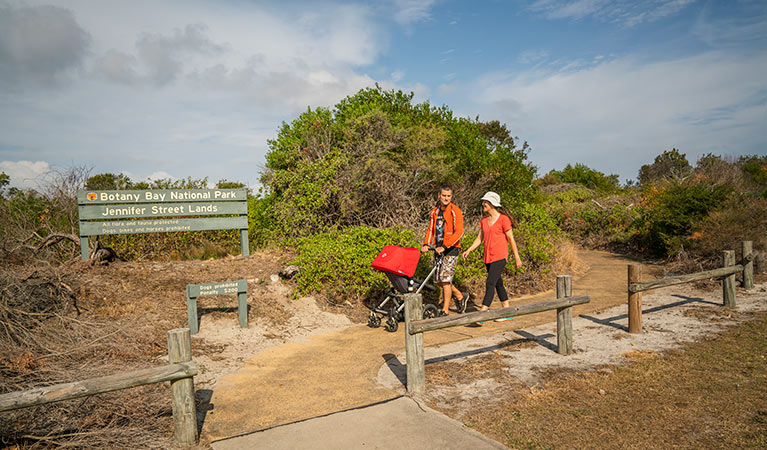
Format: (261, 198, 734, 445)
(422, 209, 435, 252)
(442, 205, 464, 248)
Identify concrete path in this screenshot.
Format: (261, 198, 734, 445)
(211, 396, 507, 450)
(202, 250, 652, 443)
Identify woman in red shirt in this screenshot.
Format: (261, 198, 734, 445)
(461, 192, 522, 323)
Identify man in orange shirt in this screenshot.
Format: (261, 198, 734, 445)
(422, 186, 469, 316)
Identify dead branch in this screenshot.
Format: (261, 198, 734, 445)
(35, 233, 80, 252)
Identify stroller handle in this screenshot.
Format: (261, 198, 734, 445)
(423, 245, 444, 258)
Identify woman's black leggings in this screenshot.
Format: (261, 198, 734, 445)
(482, 259, 508, 307)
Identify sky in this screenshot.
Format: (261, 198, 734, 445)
(1, 0, 765, 191)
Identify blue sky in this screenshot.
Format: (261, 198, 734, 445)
(1, 0, 765, 191)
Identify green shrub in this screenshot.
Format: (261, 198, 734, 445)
(547, 186, 594, 204)
(515, 203, 561, 270)
(543, 163, 620, 193)
(261, 85, 537, 237)
(633, 182, 732, 257)
(289, 226, 421, 303)
(740, 155, 767, 196)
(545, 194, 638, 249)
(687, 194, 767, 263)
(639, 148, 692, 185)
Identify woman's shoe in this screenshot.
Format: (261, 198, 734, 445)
(495, 317, 514, 322)
(438, 311, 449, 317)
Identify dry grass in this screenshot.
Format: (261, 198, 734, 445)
(552, 238, 589, 279)
(0, 251, 293, 449)
(427, 312, 767, 449)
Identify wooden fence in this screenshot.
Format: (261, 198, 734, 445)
(0, 328, 199, 447)
(627, 240, 756, 333)
(404, 275, 590, 394)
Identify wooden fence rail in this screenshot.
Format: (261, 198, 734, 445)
(628, 240, 756, 334)
(405, 275, 589, 394)
(0, 328, 199, 447)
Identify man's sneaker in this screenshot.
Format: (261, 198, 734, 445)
(495, 317, 515, 322)
(458, 292, 470, 313)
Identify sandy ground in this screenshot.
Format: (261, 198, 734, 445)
(377, 282, 767, 418)
(190, 276, 351, 387)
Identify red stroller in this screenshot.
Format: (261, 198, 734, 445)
(368, 245, 440, 332)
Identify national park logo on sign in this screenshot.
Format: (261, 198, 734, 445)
(87, 192, 97, 201)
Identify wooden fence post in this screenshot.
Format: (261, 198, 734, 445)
(742, 241, 754, 289)
(756, 252, 765, 275)
(167, 328, 198, 446)
(404, 293, 425, 394)
(556, 275, 573, 355)
(723, 250, 736, 307)
(628, 264, 643, 333)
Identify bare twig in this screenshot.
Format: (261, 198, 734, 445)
(35, 233, 80, 252)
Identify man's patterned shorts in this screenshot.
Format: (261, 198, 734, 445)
(435, 255, 459, 283)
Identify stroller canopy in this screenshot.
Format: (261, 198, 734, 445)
(371, 245, 420, 278)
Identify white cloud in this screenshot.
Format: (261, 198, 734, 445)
(145, 171, 177, 182)
(0, 3, 91, 88)
(0, 160, 51, 189)
(392, 0, 437, 26)
(529, 0, 607, 20)
(9, 0, 385, 111)
(518, 49, 550, 65)
(470, 50, 767, 180)
(528, 0, 697, 27)
(438, 83, 457, 95)
(692, 4, 767, 48)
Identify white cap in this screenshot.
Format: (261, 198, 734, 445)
(481, 191, 501, 207)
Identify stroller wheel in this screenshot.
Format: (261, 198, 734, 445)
(421, 304, 438, 320)
(367, 312, 381, 328)
(384, 312, 399, 332)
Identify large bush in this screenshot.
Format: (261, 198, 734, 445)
(544, 189, 639, 250)
(632, 182, 732, 257)
(686, 194, 767, 263)
(539, 163, 620, 193)
(261, 85, 537, 239)
(639, 148, 692, 185)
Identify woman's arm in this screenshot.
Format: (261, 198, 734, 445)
(505, 228, 522, 268)
(461, 228, 483, 261)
